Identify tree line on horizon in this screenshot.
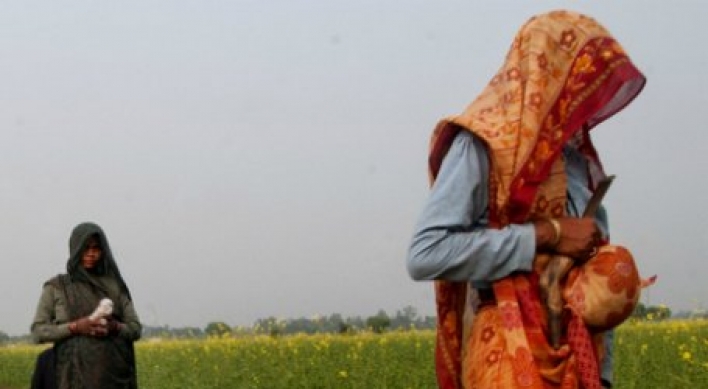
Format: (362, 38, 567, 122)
(147, 305, 437, 339)
(1, 303, 701, 345)
(0, 306, 435, 344)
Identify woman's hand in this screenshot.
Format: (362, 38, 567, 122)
(535, 217, 601, 260)
(69, 317, 108, 337)
(106, 318, 125, 335)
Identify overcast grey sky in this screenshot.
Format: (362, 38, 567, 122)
(1, 1, 705, 336)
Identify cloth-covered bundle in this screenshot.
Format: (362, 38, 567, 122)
(564, 245, 641, 331)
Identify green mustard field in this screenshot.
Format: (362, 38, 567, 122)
(2, 319, 707, 388)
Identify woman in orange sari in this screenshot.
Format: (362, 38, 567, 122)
(407, 10, 646, 389)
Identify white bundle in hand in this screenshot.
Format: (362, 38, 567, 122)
(89, 298, 114, 325)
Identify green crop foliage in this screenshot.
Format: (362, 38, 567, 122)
(2, 320, 707, 388)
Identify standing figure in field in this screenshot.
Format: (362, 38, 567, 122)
(31, 222, 142, 389)
(407, 10, 646, 389)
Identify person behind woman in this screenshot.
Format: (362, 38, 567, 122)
(31, 222, 142, 389)
(407, 10, 646, 389)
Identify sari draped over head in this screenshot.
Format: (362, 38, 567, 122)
(53, 222, 138, 389)
(428, 10, 645, 389)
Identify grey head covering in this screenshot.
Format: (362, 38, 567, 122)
(66, 222, 132, 300)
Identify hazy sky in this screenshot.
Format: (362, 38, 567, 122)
(1, 1, 705, 336)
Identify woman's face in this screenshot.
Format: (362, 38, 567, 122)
(81, 236, 102, 269)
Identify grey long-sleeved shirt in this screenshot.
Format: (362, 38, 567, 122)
(407, 131, 608, 285)
(406, 130, 613, 384)
(31, 276, 142, 343)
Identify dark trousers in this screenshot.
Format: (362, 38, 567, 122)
(30, 347, 56, 389)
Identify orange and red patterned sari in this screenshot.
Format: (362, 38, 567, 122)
(428, 10, 645, 389)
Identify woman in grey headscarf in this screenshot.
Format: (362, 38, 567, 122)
(31, 222, 142, 389)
